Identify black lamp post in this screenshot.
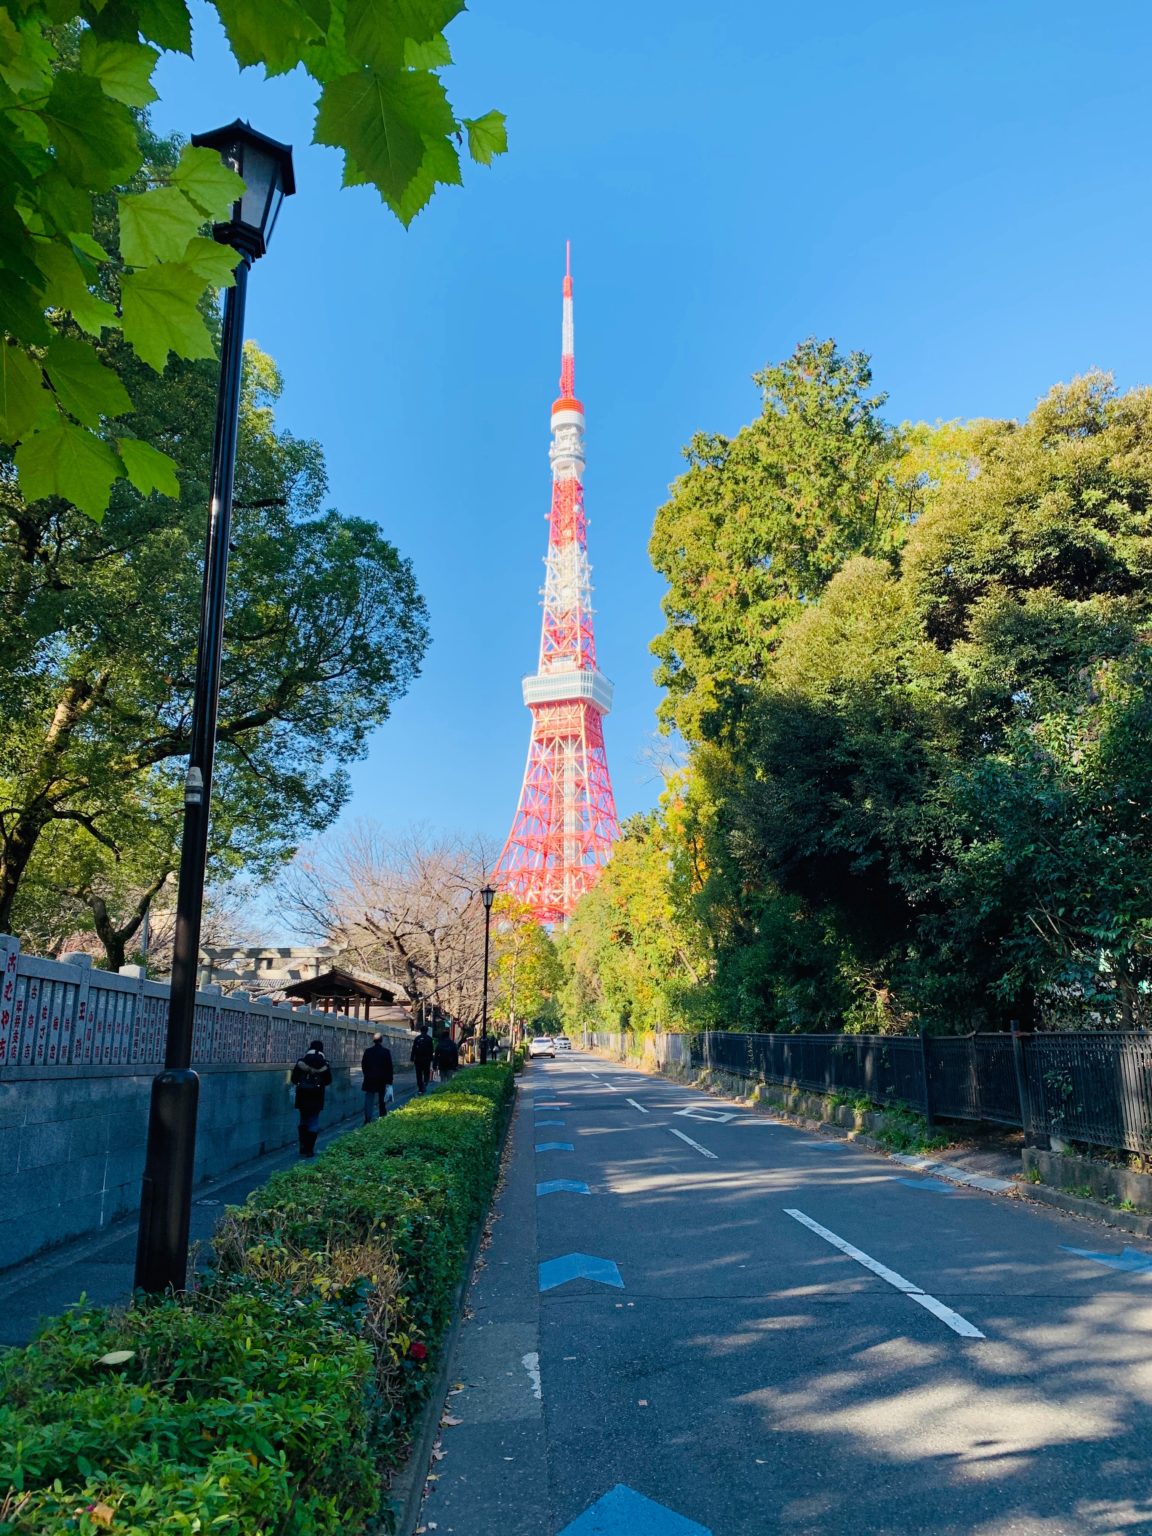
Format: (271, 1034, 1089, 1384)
(134, 122, 295, 1295)
(480, 883, 496, 1064)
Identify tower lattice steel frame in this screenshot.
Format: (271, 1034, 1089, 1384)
(494, 246, 620, 923)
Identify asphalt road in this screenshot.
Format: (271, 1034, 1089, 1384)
(419, 1053, 1152, 1536)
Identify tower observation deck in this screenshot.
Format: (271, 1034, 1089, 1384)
(493, 245, 621, 924)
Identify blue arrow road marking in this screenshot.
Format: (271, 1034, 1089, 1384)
(537, 1180, 591, 1196)
(898, 1177, 957, 1193)
(534, 1119, 565, 1126)
(1062, 1244, 1152, 1273)
(535, 1142, 575, 1152)
(539, 1253, 624, 1292)
(557, 1484, 712, 1536)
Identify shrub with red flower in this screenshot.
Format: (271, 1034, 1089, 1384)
(408, 1341, 428, 1361)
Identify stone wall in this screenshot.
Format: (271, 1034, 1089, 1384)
(0, 1053, 412, 1273)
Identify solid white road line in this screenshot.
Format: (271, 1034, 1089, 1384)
(669, 1127, 719, 1160)
(784, 1209, 984, 1339)
(625, 1098, 650, 1114)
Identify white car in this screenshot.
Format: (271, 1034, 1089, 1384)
(528, 1036, 556, 1059)
(554, 1037, 572, 1052)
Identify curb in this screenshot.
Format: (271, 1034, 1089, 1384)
(388, 1087, 519, 1536)
(1018, 1181, 1152, 1237)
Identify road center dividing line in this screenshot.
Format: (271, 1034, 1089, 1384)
(625, 1098, 649, 1113)
(669, 1127, 718, 1160)
(784, 1209, 984, 1339)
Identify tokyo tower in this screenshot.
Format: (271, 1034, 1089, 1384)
(494, 245, 620, 924)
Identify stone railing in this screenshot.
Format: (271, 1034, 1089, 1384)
(0, 934, 409, 1074)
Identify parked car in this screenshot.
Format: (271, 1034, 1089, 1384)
(554, 1036, 572, 1052)
(529, 1036, 556, 1059)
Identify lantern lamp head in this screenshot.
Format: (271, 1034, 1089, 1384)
(190, 120, 296, 261)
(481, 884, 497, 912)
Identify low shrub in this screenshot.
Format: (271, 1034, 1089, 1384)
(0, 1063, 515, 1536)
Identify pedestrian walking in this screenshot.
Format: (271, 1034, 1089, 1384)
(436, 1028, 460, 1083)
(411, 1022, 435, 1094)
(291, 1038, 332, 1157)
(361, 1031, 395, 1123)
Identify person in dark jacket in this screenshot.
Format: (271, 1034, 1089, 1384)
(435, 1028, 459, 1083)
(410, 1024, 435, 1094)
(291, 1038, 332, 1156)
(361, 1032, 395, 1122)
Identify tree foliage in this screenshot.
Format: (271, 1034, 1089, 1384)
(1, 328, 430, 949)
(649, 339, 910, 743)
(566, 357, 1152, 1034)
(1, 0, 506, 518)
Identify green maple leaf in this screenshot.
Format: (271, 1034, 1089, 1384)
(37, 168, 94, 238)
(0, 11, 54, 94)
(180, 236, 240, 287)
(119, 185, 205, 266)
(344, 0, 463, 72)
(404, 31, 452, 68)
(134, 0, 194, 53)
(0, 270, 52, 343)
(0, 344, 52, 440)
(33, 242, 117, 336)
(14, 416, 123, 521)
(118, 436, 181, 498)
(42, 73, 141, 192)
(315, 66, 455, 200)
(78, 35, 160, 108)
(44, 336, 133, 427)
(463, 110, 507, 167)
(121, 263, 216, 372)
(389, 134, 461, 225)
(213, 0, 326, 74)
(169, 144, 244, 220)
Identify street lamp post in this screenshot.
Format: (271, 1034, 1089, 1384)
(134, 122, 295, 1294)
(480, 883, 496, 1064)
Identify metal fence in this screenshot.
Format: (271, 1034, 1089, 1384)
(0, 935, 408, 1073)
(582, 1024, 1152, 1158)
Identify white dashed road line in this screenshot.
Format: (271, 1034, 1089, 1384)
(625, 1098, 650, 1113)
(784, 1208, 985, 1339)
(669, 1127, 718, 1160)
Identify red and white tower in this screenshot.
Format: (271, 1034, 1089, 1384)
(495, 246, 620, 923)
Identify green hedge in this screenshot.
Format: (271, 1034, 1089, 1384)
(0, 1063, 515, 1536)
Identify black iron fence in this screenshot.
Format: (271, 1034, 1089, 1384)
(583, 1026, 1152, 1158)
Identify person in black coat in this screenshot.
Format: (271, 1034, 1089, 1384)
(361, 1032, 395, 1122)
(291, 1038, 332, 1156)
(435, 1029, 459, 1083)
(410, 1024, 434, 1094)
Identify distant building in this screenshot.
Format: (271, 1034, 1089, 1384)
(198, 944, 338, 994)
(197, 944, 414, 1030)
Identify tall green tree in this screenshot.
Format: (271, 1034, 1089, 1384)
(649, 339, 909, 743)
(682, 372, 1152, 1031)
(1, 331, 429, 942)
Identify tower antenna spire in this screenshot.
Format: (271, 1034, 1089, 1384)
(560, 240, 575, 398)
(494, 249, 620, 923)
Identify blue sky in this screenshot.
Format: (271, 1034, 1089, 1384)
(153, 0, 1152, 896)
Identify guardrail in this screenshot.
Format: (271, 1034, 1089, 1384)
(582, 1025, 1152, 1157)
(0, 935, 409, 1072)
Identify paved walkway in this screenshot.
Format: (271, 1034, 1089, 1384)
(420, 1052, 1152, 1536)
(0, 1076, 419, 1349)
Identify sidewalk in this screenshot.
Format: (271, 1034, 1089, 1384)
(0, 1077, 418, 1349)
